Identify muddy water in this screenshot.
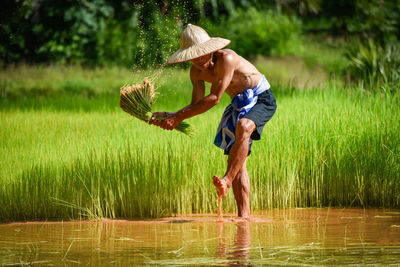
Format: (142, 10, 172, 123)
(1, 209, 400, 266)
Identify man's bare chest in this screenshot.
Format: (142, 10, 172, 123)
(198, 69, 253, 95)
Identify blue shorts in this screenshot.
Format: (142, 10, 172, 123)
(224, 89, 277, 155)
(243, 89, 277, 140)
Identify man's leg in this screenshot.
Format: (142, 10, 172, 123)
(213, 118, 256, 198)
(232, 161, 250, 217)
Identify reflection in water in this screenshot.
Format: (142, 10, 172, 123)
(230, 221, 251, 262)
(1, 209, 400, 266)
(217, 221, 251, 266)
(217, 222, 228, 258)
(217, 220, 251, 266)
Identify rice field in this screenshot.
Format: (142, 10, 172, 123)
(1, 61, 399, 222)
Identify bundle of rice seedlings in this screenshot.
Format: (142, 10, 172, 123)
(120, 79, 194, 136)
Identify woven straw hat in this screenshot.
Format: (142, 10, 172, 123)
(166, 24, 231, 64)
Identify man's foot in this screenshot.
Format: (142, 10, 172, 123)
(213, 175, 229, 198)
(229, 216, 251, 223)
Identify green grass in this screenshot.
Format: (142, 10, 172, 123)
(255, 56, 329, 89)
(0, 64, 399, 222)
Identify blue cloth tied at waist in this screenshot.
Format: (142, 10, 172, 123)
(214, 75, 270, 153)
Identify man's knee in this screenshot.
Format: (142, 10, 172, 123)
(236, 118, 256, 141)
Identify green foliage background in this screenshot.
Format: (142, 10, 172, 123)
(2, 0, 399, 68)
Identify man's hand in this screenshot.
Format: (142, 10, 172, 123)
(149, 111, 183, 131)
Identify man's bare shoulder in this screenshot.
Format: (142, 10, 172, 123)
(217, 49, 260, 75)
(216, 49, 237, 56)
(215, 49, 238, 61)
(214, 49, 241, 71)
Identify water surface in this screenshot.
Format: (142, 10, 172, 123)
(1, 209, 399, 266)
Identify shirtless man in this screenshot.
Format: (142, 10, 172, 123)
(150, 24, 276, 218)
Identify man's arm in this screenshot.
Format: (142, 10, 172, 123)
(151, 54, 235, 130)
(190, 66, 205, 104)
(149, 67, 205, 125)
(177, 64, 228, 119)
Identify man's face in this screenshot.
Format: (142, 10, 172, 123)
(191, 53, 213, 70)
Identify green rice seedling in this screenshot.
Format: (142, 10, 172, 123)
(120, 79, 194, 136)
(1, 65, 400, 222)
